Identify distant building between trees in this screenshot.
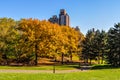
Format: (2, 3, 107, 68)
(48, 9, 70, 26)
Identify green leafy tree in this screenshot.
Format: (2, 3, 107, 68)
(0, 18, 18, 65)
(93, 30, 107, 64)
(107, 23, 120, 66)
(98, 30, 108, 64)
(82, 28, 107, 64)
(82, 29, 95, 63)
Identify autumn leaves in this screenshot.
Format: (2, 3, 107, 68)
(0, 18, 84, 65)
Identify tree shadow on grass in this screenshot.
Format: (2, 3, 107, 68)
(65, 63, 120, 70)
(59, 63, 92, 70)
(91, 64, 120, 70)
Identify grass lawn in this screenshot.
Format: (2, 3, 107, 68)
(0, 68, 120, 80)
(0, 64, 120, 80)
(0, 65, 79, 70)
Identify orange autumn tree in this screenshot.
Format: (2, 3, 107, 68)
(17, 18, 84, 65)
(35, 20, 64, 60)
(60, 26, 84, 63)
(17, 18, 36, 64)
(17, 19, 66, 65)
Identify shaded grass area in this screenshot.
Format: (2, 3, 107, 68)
(0, 69, 120, 80)
(1, 64, 120, 70)
(92, 64, 120, 70)
(0, 65, 80, 70)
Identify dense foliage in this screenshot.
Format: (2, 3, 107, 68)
(82, 29, 108, 64)
(0, 17, 120, 66)
(0, 18, 84, 65)
(107, 23, 120, 66)
(82, 24, 120, 67)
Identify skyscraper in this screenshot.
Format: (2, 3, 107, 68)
(59, 9, 70, 26)
(48, 9, 70, 26)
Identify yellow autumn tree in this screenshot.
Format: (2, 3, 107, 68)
(17, 18, 84, 65)
(17, 18, 37, 64)
(60, 26, 84, 63)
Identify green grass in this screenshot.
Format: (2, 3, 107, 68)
(0, 68, 120, 80)
(0, 65, 79, 70)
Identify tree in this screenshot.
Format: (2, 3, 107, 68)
(17, 19, 70, 65)
(82, 28, 107, 64)
(93, 30, 107, 64)
(18, 18, 40, 65)
(107, 23, 120, 66)
(82, 28, 95, 63)
(0, 18, 18, 65)
(66, 27, 84, 62)
(0, 17, 85, 65)
(98, 30, 107, 64)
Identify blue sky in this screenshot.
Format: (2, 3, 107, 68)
(0, 0, 120, 34)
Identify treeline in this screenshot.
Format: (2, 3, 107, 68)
(0, 17, 120, 67)
(82, 23, 120, 67)
(0, 18, 84, 65)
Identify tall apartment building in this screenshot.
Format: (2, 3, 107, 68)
(59, 9, 70, 26)
(48, 9, 70, 26)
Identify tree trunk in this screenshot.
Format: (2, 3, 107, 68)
(90, 59, 92, 65)
(98, 53, 100, 64)
(2, 54, 8, 65)
(61, 53, 64, 64)
(101, 53, 104, 64)
(70, 52, 72, 62)
(35, 44, 38, 65)
(86, 56, 88, 63)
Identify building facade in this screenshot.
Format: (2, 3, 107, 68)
(48, 9, 70, 26)
(59, 9, 70, 26)
(48, 15, 59, 24)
